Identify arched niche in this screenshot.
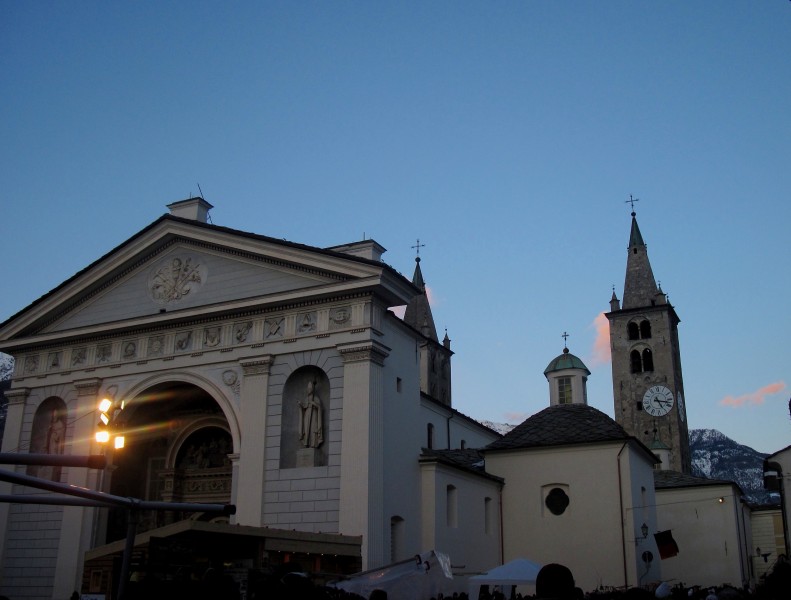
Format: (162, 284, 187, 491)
(27, 396, 68, 481)
(280, 366, 330, 469)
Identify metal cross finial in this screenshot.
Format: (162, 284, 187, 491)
(626, 194, 639, 215)
(411, 238, 426, 257)
(562, 331, 569, 349)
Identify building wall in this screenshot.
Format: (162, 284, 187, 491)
(655, 483, 751, 588)
(419, 462, 502, 578)
(485, 442, 658, 592)
(750, 507, 785, 583)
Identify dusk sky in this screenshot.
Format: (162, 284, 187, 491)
(1, 2, 789, 453)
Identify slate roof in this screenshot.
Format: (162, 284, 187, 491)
(485, 404, 631, 451)
(654, 469, 742, 493)
(419, 448, 504, 482)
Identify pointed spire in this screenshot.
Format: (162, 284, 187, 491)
(622, 208, 660, 310)
(610, 285, 621, 311)
(403, 245, 439, 341)
(443, 328, 451, 349)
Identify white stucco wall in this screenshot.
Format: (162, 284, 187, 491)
(655, 483, 751, 588)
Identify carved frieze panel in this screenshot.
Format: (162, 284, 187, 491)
(174, 331, 193, 352)
(265, 316, 284, 339)
(329, 306, 351, 330)
(72, 347, 88, 367)
(96, 344, 112, 364)
(122, 340, 137, 360)
(148, 335, 166, 357)
(48, 352, 62, 370)
(233, 321, 252, 344)
(24, 355, 39, 374)
(297, 311, 317, 334)
(204, 327, 221, 348)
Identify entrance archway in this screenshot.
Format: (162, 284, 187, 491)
(105, 381, 233, 541)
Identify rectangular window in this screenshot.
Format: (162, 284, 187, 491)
(484, 497, 493, 535)
(446, 485, 458, 528)
(558, 377, 572, 404)
(396, 377, 402, 392)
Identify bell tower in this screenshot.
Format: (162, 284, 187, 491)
(605, 203, 691, 473)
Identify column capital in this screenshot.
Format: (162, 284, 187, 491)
(240, 356, 273, 377)
(4, 388, 29, 405)
(337, 340, 390, 366)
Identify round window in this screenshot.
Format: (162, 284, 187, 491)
(545, 487, 570, 515)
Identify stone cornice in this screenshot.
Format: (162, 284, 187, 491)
(74, 378, 102, 397)
(4, 388, 30, 405)
(337, 340, 391, 366)
(240, 356, 273, 376)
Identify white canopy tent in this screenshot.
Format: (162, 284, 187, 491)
(467, 558, 542, 598)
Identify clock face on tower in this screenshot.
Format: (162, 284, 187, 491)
(643, 385, 674, 417)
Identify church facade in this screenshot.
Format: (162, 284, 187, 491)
(0, 198, 501, 599)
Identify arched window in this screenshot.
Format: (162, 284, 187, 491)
(630, 350, 643, 373)
(427, 423, 435, 449)
(628, 322, 640, 340)
(446, 485, 458, 528)
(484, 497, 493, 535)
(642, 348, 654, 372)
(390, 516, 405, 562)
(640, 320, 652, 339)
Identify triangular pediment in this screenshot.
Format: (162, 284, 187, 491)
(0, 216, 416, 345)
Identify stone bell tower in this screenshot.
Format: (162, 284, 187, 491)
(605, 204, 691, 473)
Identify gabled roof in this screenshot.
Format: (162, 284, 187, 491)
(0, 213, 420, 347)
(485, 404, 631, 451)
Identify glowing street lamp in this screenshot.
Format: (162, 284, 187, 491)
(95, 397, 125, 449)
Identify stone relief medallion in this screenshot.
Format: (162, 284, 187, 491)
(297, 311, 317, 334)
(72, 347, 87, 367)
(204, 326, 221, 347)
(122, 341, 137, 360)
(148, 254, 207, 305)
(329, 306, 351, 329)
(24, 355, 39, 374)
(147, 335, 165, 357)
(265, 317, 284, 339)
(222, 369, 240, 396)
(233, 321, 252, 343)
(175, 331, 193, 352)
(96, 344, 112, 364)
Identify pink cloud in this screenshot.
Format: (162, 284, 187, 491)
(719, 381, 787, 408)
(588, 312, 611, 367)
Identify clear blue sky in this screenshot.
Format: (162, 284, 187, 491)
(1, 1, 789, 453)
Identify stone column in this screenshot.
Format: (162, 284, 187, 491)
(53, 378, 102, 599)
(0, 387, 29, 568)
(337, 340, 389, 570)
(234, 356, 272, 526)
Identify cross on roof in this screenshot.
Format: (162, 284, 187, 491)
(411, 238, 425, 257)
(626, 194, 640, 215)
(562, 331, 569, 349)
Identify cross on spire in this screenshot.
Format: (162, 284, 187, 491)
(562, 331, 569, 349)
(626, 194, 639, 216)
(411, 238, 426, 260)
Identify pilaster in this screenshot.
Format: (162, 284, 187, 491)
(234, 356, 272, 526)
(0, 387, 29, 569)
(54, 378, 102, 599)
(337, 340, 389, 570)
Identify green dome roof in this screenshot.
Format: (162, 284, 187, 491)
(543, 348, 591, 376)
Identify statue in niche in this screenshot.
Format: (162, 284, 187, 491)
(298, 378, 324, 448)
(37, 410, 67, 481)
